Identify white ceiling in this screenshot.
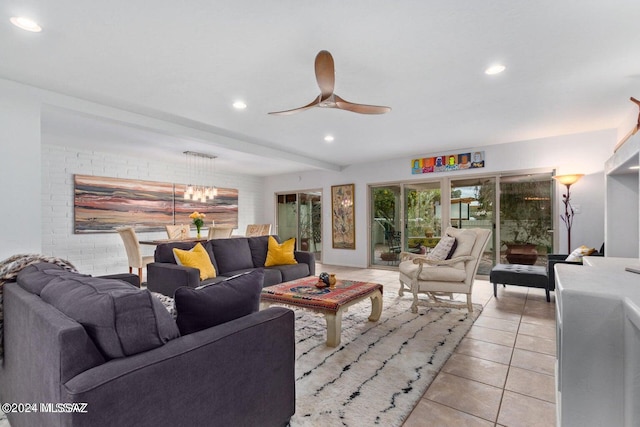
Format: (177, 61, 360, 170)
(2, 1, 640, 176)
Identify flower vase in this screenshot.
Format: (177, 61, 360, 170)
(197, 228, 201, 239)
(329, 274, 337, 288)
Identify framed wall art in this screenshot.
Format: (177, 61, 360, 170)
(331, 183, 355, 249)
(411, 150, 485, 174)
(74, 174, 239, 233)
(74, 174, 175, 233)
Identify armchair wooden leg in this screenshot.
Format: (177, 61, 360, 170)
(466, 294, 473, 313)
(411, 300, 418, 313)
(129, 266, 133, 274)
(398, 280, 405, 296)
(138, 268, 143, 282)
(410, 281, 419, 313)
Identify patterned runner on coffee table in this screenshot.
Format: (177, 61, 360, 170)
(261, 276, 383, 311)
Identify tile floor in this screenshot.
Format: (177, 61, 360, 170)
(317, 263, 557, 427)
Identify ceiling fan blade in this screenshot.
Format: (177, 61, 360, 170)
(267, 96, 321, 115)
(334, 95, 391, 115)
(315, 50, 335, 99)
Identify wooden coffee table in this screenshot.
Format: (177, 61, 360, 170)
(261, 276, 383, 347)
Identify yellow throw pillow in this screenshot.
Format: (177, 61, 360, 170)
(172, 243, 216, 280)
(265, 236, 298, 267)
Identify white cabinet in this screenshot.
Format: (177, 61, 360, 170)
(555, 257, 640, 426)
(605, 133, 639, 258)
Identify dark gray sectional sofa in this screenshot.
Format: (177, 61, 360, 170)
(148, 235, 315, 296)
(0, 262, 295, 427)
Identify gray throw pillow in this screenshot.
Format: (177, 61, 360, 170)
(40, 275, 180, 359)
(174, 269, 264, 335)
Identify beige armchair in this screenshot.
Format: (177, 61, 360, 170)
(116, 227, 154, 281)
(399, 227, 491, 313)
(245, 224, 272, 237)
(208, 226, 234, 239)
(165, 224, 190, 240)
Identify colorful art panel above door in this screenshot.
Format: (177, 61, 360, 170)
(411, 151, 485, 174)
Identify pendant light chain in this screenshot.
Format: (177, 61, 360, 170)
(183, 151, 217, 202)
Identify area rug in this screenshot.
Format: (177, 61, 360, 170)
(289, 291, 482, 427)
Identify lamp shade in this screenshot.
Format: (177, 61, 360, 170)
(553, 174, 584, 186)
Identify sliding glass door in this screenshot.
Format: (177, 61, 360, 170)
(371, 185, 402, 266)
(404, 182, 442, 253)
(450, 177, 496, 275)
(499, 173, 553, 267)
(368, 171, 555, 271)
(370, 183, 442, 267)
(276, 191, 322, 261)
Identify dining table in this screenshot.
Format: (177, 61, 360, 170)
(138, 237, 209, 246)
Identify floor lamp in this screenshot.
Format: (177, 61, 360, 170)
(553, 174, 584, 252)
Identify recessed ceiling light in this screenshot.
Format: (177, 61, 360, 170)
(232, 101, 247, 110)
(324, 135, 334, 143)
(485, 64, 506, 75)
(10, 16, 42, 32)
(630, 165, 640, 170)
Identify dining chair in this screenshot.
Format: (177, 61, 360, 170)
(245, 224, 272, 237)
(166, 224, 190, 240)
(207, 226, 234, 239)
(382, 230, 402, 265)
(116, 226, 154, 281)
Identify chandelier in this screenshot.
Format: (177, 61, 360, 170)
(183, 151, 218, 202)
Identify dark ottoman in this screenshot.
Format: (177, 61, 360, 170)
(490, 263, 551, 302)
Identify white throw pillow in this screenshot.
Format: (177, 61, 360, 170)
(565, 245, 596, 262)
(427, 235, 457, 261)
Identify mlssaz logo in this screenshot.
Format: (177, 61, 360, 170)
(40, 403, 88, 413)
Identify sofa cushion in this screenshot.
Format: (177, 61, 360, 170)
(155, 242, 197, 264)
(155, 241, 218, 272)
(172, 243, 217, 280)
(399, 260, 467, 282)
(448, 229, 476, 258)
(446, 228, 477, 270)
(203, 240, 220, 273)
(200, 275, 229, 287)
(174, 269, 264, 335)
(211, 238, 254, 274)
(220, 268, 282, 287)
(267, 263, 310, 282)
(265, 236, 298, 267)
(263, 268, 283, 286)
(16, 263, 75, 295)
(247, 235, 273, 267)
(40, 275, 180, 359)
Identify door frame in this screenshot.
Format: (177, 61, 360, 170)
(274, 188, 323, 260)
(367, 168, 556, 269)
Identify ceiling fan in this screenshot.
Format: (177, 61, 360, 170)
(268, 50, 391, 115)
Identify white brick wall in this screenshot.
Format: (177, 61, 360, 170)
(41, 145, 266, 277)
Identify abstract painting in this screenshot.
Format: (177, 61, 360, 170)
(74, 175, 238, 233)
(174, 185, 239, 228)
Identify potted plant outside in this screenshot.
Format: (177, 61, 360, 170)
(499, 181, 553, 265)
